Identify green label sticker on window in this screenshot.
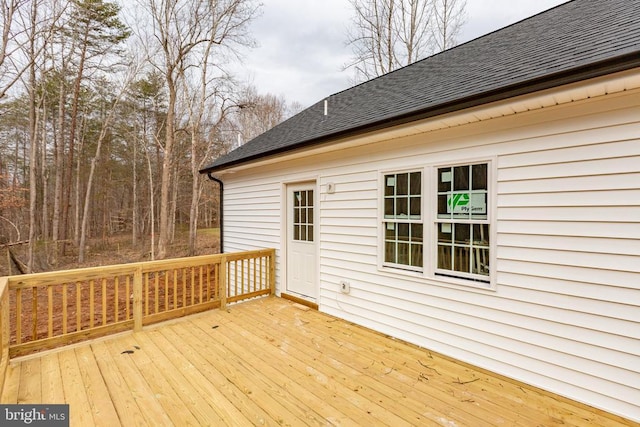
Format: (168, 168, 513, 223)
(447, 193, 486, 214)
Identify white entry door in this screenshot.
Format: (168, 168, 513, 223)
(286, 183, 318, 301)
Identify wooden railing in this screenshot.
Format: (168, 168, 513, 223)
(0, 276, 9, 395)
(2, 249, 275, 358)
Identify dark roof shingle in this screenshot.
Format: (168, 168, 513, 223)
(201, 0, 640, 174)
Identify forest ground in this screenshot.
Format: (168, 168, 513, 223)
(1, 228, 221, 276)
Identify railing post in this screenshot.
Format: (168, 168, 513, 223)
(220, 255, 227, 310)
(269, 249, 276, 296)
(133, 266, 143, 332)
(0, 277, 10, 395)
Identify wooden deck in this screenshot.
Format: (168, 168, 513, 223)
(0, 297, 633, 426)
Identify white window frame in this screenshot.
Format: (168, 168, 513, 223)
(379, 158, 496, 290)
(432, 160, 493, 286)
(380, 169, 424, 272)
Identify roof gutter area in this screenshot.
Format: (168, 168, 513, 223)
(200, 52, 640, 175)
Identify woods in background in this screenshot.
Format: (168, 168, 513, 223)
(0, 0, 297, 270)
(0, 0, 463, 272)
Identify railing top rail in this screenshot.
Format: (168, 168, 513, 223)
(4, 249, 274, 290)
(0, 276, 7, 297)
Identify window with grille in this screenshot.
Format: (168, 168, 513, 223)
(383, 171, 423, 269)
(435, 163, 490, 282)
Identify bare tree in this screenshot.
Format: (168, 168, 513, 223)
(234, 85, 288, 144)
(345, 0, 466, 82)
(77, 63, 140, 263)
(140, 0, 258, 259)
(0, 0, 27, 100)
(431, 0, 466, 52)
(345, 0, 399, 81)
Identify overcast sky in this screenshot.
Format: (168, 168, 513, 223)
(236, 0, 569, 108)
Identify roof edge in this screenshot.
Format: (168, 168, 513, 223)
(200, 51, 640, 175)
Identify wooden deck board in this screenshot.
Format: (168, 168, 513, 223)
(1, 297, 635, 426)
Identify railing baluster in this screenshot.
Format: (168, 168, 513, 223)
(102, 279, 107, 326)
(89, 280, 95, 329)
(76, 282, 82, 331)
(31, 288, 37, 341)
(62, 284, 68, 335)
(198, 266, 204, 304)
(133, 267, 142, 332)
(182, 268, 187, 308)
(114, 277, 119, 323)
(154, 273, 159, 314)
(48, 285, 53, 338)
(126, 276, 131, 320)
(16, 288, 22, 345)
(190, 267, 195, 306)
(164, 271, 169, 311)
(144, 273, 149, 316)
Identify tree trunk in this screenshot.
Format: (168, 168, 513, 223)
(132, 135, 138, 246)
(27, 0, 38, 273)
(157, 79, 176, 259)
(64, 32, 89, 247)
(51, 55, 66, 266)
(188, 133, 200, 256)
(146, 143, 155, 261)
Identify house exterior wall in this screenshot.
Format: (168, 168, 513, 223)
(220, 87, 640, 422)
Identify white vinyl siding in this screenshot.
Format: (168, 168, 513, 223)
(220, 86, 640, 422)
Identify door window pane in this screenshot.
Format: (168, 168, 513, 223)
(293, 189, 314, 242)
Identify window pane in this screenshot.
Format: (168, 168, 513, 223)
(438, 195, 449, 217)
(385, 241, 396, 263)
(397, 173, 408, 195)
(472, 248, 490, 275)
(397, 242, 409, 265)
(470, 193, 488, 220)
(454, 166, 470, 191)
(450, 192, 471, 219)
(411, 244, 423, 267)
(294, 208, 299, 223)
(385, 175, 395, 196)
(294, 224, 300, 240)
(454, 223, 470, 245)
(473, 224, 490, 246)
(294, 191, 300, 207)
(398, 223, 409, 241)
(308, 208, 314, 225)
(412, 223, 423, 241)
(472, 164, 488, 190)
(438, 168, 451, 192)
(308, 190, 314, 207)
(308, 225, 314, 242)
(301, 208, 306, 223)
(410, 196, 421, 217)
(438, 223, 452, 243)
(396, 196, 408, 217)
(385, 223, 396, 240)
(454, 246, 471, 273)
(410, 172, 421, 195)
(385, 199, 394, 218)
(438, 245, 452, 269)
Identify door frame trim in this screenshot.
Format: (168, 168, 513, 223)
(281, 179, 319, 303)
